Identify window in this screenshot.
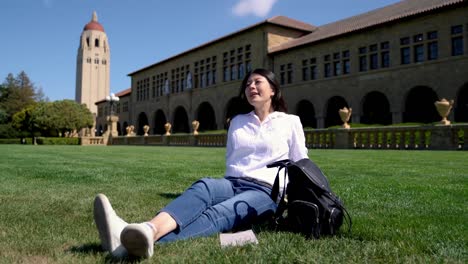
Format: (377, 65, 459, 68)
(427, 31, 438, 60)
(223, 67, 229, 82)
(380, 41, 390, 68)
(427, 31, 438, 40)
(223, 44, 251, 82)
(302, 58, 318, 81)
(359, 56, 367, 72)
(280, 63, 293, 84)
(400, 37, 410, 45)
(302, 60, 309, 81)
(451, 25, 463, 35)
(381, 51, 390, 68)
(359, 46, 367, 54)
(413, 34, 423, 43)
(343, 60, 350, 74)
(287, 63, 293, 84)
(414, 44, 424, 62)
(311, 65, 317, 80)
(95, 39, 99, 47)
(370, 53, 378, 70)
(368, 44, 378, 70)
(427, 45, 437, 61)
(230, 65, 237, 81)
(342, 50, 350, 74)
(452, 37, 464, 56)
(333, 61, 341, 76)
(324, 63, 331, 78)
(401, 47, 411, 64)
(451, 25, 464, 56)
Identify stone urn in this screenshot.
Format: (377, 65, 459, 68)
(339, 107, 352, 129)
(192, 120, 200, 135)
(143, 125, 150, 136)
(126, 126, 132, 136)
(164, 122, 172, 136)
(126, 125, 135, 136)
(434, 98, 454, 125)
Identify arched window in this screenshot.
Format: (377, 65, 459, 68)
(86, 37, 90, 47)
(95, 38, 99, 47)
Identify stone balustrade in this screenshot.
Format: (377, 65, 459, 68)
(82, 124, 467, 150)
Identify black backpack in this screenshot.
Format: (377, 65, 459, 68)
(267, 158, 351, 239)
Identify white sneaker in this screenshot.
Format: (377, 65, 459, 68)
(120, 223, 155, 258)
(93, 193, 128, 258)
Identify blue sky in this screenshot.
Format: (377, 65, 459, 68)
(1, 0, 400, 101)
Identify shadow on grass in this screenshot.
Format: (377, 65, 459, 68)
(67, 243, 143, 263)
(158, 192, 182, 199)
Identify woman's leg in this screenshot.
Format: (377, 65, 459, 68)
(120, 177, 235, 257)
(158, 187, 276, 243)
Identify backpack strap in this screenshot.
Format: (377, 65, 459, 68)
(267, 159, 291, 224)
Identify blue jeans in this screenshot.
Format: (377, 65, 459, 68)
(158, 177, 277, 243)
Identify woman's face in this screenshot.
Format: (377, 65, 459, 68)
(244, 73, 275, 109)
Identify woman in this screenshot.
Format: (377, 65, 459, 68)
(93, 68, 309, 258)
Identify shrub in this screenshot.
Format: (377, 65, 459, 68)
(35, 137, 80, 145)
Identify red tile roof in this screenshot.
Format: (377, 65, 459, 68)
(115, 88, 131, 97)
(95, 88, 131, 105)
(270, 0, 466, 53)
(128, 16, 315, 76)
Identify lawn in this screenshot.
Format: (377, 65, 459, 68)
(0, 145, 466, 263)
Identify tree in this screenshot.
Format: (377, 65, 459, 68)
(12, 105, 38, 140)
(0, 71, 38, 121)
(34, 100, 93, 136)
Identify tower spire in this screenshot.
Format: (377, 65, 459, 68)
(92, 11, 98, 22)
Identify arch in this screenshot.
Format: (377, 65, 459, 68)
(403, 86, 439, 124)
(123, 121, 128, 135)
(137, 112, 149, 135)
(455, 83, 468, 122)
(325, 96, 349, 128)
(95, 38, 99, 47)
(153, 109, 167, 135)
(97, 124, 103, 136)
(361, 91, 392, 125)
(173, 106, 190, 133)
(224, 97, 251, 128)
(117, 122, 122, 136)
(196, 102, 217, 132)
(296, 100, 317, 129)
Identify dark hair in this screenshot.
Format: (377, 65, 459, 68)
(238, 68, 288, 113)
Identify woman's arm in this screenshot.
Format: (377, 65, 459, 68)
(288, 116, 309, 161)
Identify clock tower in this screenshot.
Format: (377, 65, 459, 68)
(75, 11, 110, 116)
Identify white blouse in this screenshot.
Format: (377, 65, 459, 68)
(225, 111, 309, 187)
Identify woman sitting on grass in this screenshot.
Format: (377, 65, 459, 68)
(93, 68, 309, 258)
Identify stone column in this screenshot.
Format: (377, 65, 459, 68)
(392, 112, 403, 124)
(106, 115, 119, 138)
(316, 116, 325, 129)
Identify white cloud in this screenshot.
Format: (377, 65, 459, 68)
(232, 0, 278, 17)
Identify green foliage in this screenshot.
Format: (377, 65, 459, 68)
(0, 138, 32, 144)
(0, 146, 466, 263)
(0, 72, 38, 120)
(35, 137, 80, 145)
(0, 123, 19, 138)
(34, 100, 93, 136)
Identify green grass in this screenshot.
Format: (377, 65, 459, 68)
(0, 145, 466, 263)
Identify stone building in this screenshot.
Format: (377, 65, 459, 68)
(95, 0, 468, 135)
